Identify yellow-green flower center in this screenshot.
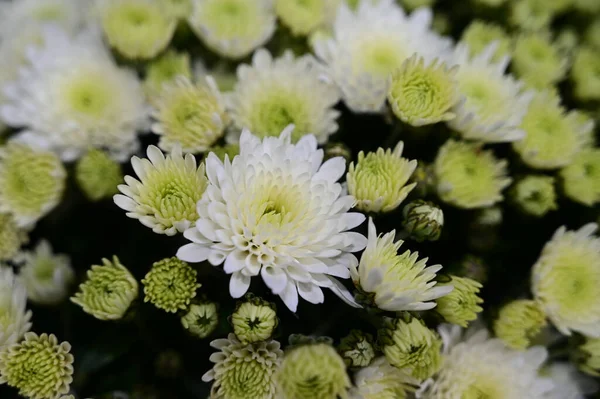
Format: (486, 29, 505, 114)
(359, 39, 407, 77)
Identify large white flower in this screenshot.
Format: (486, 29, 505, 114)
(448, 43, 533, 143)
(177, 126, 367, 312)
(313, 0, 452, 113)
(0, 27, 149, 161)
(0, 267, 32, 351)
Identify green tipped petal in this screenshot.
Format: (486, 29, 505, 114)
(142, 257, 200, 313)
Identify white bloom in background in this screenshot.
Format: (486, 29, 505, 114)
(188, 0, 276, 60)
(448, 43, 533, 143)
(313, 0, 452, 113)
(543, 363, 598, 399)
(0, 267, 32, 351)
(0, 28, 149, 162)
(18, 240, 74, 306)
(226, 49, 340, 144)
(531, 224, 600, 337)
(177, 126, 367, 312)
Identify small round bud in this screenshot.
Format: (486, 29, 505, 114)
(510, 175, 557, 217)
(231, 295, 278, 344)
(75, 149, 122, 201)
(435, 276, 483, 328)
(574, 337, 600, 377)
(142, 257, 200, 313)
(402, 200, 444, 242)
(338, 330, 376, 368)
(493, 299, 547, 350)
(560, 149, 600, 207)
(181, 300, 219, 339)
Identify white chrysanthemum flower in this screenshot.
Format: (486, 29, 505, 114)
(351, 218, 452, 311)
(0, 28, 149, 162)
(18, 240, 74, 306)
(350, 356, 418, 399)
(448, 43, 533, 143)
(313, 0, 452, 113)
(531, 224, 600, 337)
(425, 327, 553, 399)
(543, 362, 599, 399)
(177, 126, 367, 312)
(275, 0, 340, 36)
(0, 267, 32, 351)
(188, 0, 276, 60)
(114, 145, 208, 236)
(226, 49, 340, 144)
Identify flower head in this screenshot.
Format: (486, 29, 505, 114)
(576, 337, 600, 376)
(226, 49, 340, 144)
(114, 145, 208, 236)
(0, 142, 66, 228)
(202, 333, 283, 399)
(0, 333, 73, 399)
(352, 218, 452, 311)
(350, 356, 418, 399)
(75, 149, 122, 201)
(275, 0, 340, 36)
(449, 43, 533, 143)
(338, 330, 376, 368)
(402, 200, 444, 242)
(231, 295, 278, 344)
(0, 267, 32, 350)
(509, 0, 553, 32)
(277, 342, 350, 399)
(434, 140, 511, 209)
(435, 275, 483, 328)
(71, 256, 138, 320)
(144, 50, 192, 98)
(510, 175, 558, 217)
(512, 33, 567, 89)
(0, 0, 89, 37)
(460, 20, 511, 61)
(388, 55, 459, 126)
(177, 127, 367, 312)
(151, 77, 227, 153)
(560, 149, 600, 206)
(181, 300, 218, 339)
(0, 213, 28, 262)
(379, 317, 442, 381)
(19, 240, 74, 305)
(142, 257, 200, 313)
(571, 46, 600, 101)
(187, 0, 276, 59)
(99, 0, 176, 60)
(163, 0, 193, 20)
(493, 299, 547, 350)
(347, 142, 417, 213)
(313, 0, 452, 113)
(531, 224, 600, 337)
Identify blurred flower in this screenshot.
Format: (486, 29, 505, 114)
(187, 0, 276, 59)
(434, 140, 511, 209)
(0, 0, 89, 37)
(378, 317, 442, 381)
(388, 55, 459, 126)
(400, 0, 435, 9)
(338, 330, 376, 368)
(202, 333, 282, 399)
(71, 256, 138, 320)
(144, 50, 192, 98)
(99, 0, 176, 60)
(353, 218, 452, 311)
(347, 142, 417, 213)
(532, 224, 600, 337)
(561, 149, 600, 206)
(576, 337, 600, 376)
(277, 342, 350, 399)
(543, 362, 599, 399)
(226, 49, 340, 144)
(208, 144, 240, 162)
(460, 20, 511, 61)
(0, 267, 32, 350)
(449, 43, 533, 143)
(510, 175, 558, 217)
(585, 20, 600, 50)
(493, 299, 547, 350)
(409, 162, 436, 198)
(180, 300, 218, 339)
(0, 332, 74, 399)
(142, 257, 200, 313)
(455, 254, 488, 284)
(510, 0, 553, 32)
(573, 0, 600, 12)
(435, 276, 483, 328)
(75, 149, 122, 201)
(275, 0, 340, 36)
(402, 200, 444, 242)
(163, 0, 193, 20)
(324, 142, 352, 164)
(512, 33, 567, 89)
(0, 142, 66, 228)
(571, 46, 600, 101)
(114, 145, 208, 236)
(177, 127, 367, 312)
(350, 356, 418, 399)
(473, 0, 506, 6)
(0, 213, 28, 262)
(231, 295, 278, 344)
(19, 240, 74, 305)
(151, 76, 227, 153)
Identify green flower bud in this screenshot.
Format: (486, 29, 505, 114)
(571, 46, 600, 101)
(493, 300, 547, 350)
(338, 330, 376, 368)
(144, 50, 192, 98)
(510, 175, 558, 217)
(560, 149, 600, 206)
(75, 149, 122, 201)
(275, 0, 340, 36)
(0, 213, 28, 262)
(181, 300, 219, 339)
(435, 276, 483, 328)
(142, 257, 200, 313)
(231, 295, 278, 344)
(574, 337, 600, 376)
(510, 0, 552, 32)
(402, 200, 444, 242)
(71, 256, 138, 320)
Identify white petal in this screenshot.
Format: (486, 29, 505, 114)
(261, 266, 288, 295)
(280, 280, 299, 312)
(297, 283, 324, 304)
(113, 194, 137, 212)
(314, 157, 346, 183)
(176, 244, 210, 263)
(224, 251, 246, 274)
(229, 272, 251, 298)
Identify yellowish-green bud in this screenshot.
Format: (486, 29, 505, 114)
(347, 142, 417, 213)
(435, 276, 483, 328)
(338, 330, 376, 368)
(510, 175, 558, 217)
(379, 317, 442, 381)
(275, 0, 340, 36)
(142, 257, 199, 313)
(560, 149, 600, 206)
(461, 20, 511, 61)
(277, 342, 351, 399)
(230, 295, 278, 344)
(388, 55, 459, 127)
(575, 337, 600, 376)
(510, 0, 553, 32)
(434, 140, 511, 209)
(208, 144, 240, 162)
(0, 332, 74, 399)
(181, 300, 219, 339)
(493, 299, 547, 350)
(512, 33, 567, 89)
(100, 0, 176, 60)
(402, 200, 444, 242)
(71, 256, 139, 320)
(144, 50, 192, 98)
(75, 149, 123, 201)
(571, 46, 600, 101)
(0, 213, 28, 262)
